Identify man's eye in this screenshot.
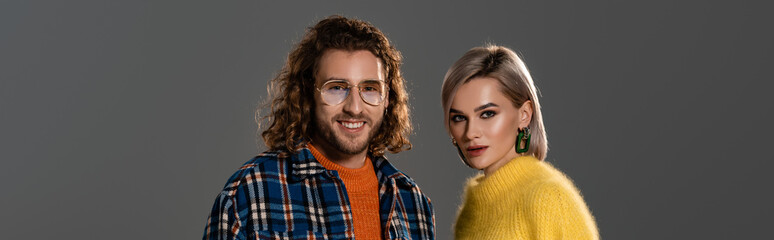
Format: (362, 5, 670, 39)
(481, 111, 496, 119)
(451, 115, 466, 122)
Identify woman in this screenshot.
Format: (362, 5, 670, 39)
(441, 45, 599, 239)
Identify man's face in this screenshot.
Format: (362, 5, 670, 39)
(312, 49, 388, 156)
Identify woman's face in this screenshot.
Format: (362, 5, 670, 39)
(448, 77, 531, 175)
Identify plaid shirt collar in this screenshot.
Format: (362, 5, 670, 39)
(287, 142, 415, 187)
(204, 141, 436, 239)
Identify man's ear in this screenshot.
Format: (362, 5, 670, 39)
(519, 100, 533, 128)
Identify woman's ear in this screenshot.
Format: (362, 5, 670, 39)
(518, 100, 533, 128)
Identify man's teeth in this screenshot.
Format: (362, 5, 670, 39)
(342, 122, 364, 129)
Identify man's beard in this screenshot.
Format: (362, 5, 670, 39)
(313, 113, 383, 155)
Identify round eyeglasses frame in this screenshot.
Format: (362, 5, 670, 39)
(315, 79, 390, 106)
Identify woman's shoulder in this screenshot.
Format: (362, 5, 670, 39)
(520, 161, 594, 220)
(520, 162, 599, 239)
(520, 160, 587, 204)
(524, 177, 581, 205)
(508, 157, 572, 186)
(533, 159, 580, 185)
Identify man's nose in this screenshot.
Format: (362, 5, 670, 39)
(342, 87, 363, 115)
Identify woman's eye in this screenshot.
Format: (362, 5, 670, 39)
(481, 110, 496, 119)
(451, 115, 466, 122)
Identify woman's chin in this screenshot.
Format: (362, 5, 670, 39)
(466, 158, 490, 170)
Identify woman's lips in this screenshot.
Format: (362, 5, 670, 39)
(466, 145, 488, 157)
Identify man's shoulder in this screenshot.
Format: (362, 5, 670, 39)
(372, 156, 424, 191)
(245, 150, 291, 168)
(241, 149, 292, 171)
(217, 150, 293, 192)
(371, 156, 436, 236)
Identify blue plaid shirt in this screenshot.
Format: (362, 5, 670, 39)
(203, 144, 435, 240)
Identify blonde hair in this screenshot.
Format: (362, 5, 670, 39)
(441, 45, 548, 160)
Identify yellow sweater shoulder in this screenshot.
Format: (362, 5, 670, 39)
(454, 156, 599, 240)
(523, 176, 599, 239)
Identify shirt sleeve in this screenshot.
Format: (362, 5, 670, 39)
(526, 181, 599, 240)
(416, 187, 436, 239)
(203, 192, 242, 240)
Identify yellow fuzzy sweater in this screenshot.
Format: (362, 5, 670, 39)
(454, 156, 599, 240)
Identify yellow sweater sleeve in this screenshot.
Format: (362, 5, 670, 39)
(526, 181, 599, 240)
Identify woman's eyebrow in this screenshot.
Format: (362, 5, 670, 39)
(474, 103, 498, 112)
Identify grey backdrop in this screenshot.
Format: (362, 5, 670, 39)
(2, 1, 773, 239)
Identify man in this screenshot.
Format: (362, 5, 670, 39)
(203, 16, 435, 240)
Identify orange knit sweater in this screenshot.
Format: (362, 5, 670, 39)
(309, 144, 382, 239)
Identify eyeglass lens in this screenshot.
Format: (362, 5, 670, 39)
(320, 80, 386, 105)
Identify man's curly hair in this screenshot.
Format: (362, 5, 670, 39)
(258, 15, 412, 156)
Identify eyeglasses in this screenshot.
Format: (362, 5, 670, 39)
(316, 79, 389, 106)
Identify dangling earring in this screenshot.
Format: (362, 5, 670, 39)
(515, 127, 531, 153)
(452, 138, 473, 168)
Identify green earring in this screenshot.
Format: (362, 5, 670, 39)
(516, 127, 531, 153)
